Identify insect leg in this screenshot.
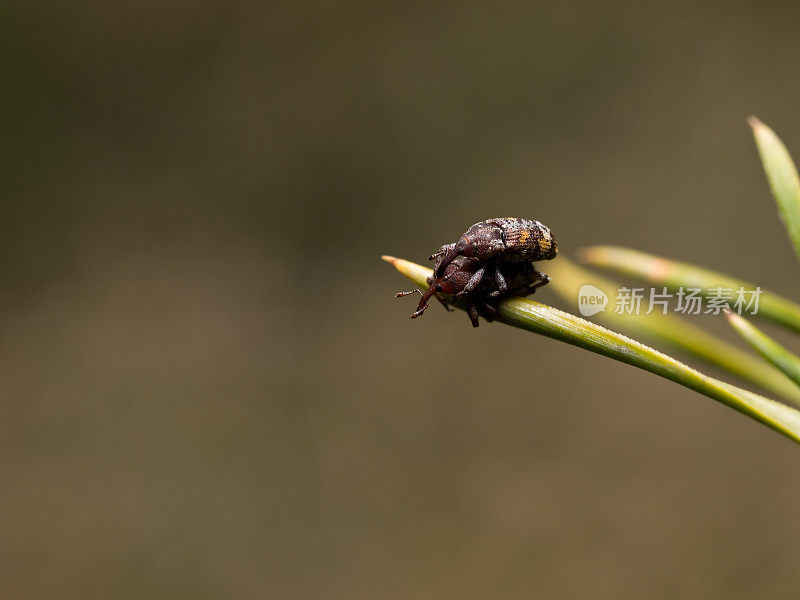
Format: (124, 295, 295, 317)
(453, 265, 486, 299)
(481, 301, 499, 321)
(487, 264, 507, 298)
(433, 294, 453, 311)
(528, 273, 551, 294)
(467, 300, 480, 327)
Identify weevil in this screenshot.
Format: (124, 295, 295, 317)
(433, 218, 557, 288)
(396, 255, 500, 327)
(437, 217, 558, 266)
(395, 218, 557, 327)
(395, 222, 555, 327)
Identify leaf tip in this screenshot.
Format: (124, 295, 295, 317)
(575, 247, 593, 263)
(723, 308, 747, 329)
(747, 115, 764, 130)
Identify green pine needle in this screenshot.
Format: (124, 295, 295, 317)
(725, 309, 800, 389)
(545, 258, 800, 407)
(384, 255, 800, 445)
(578, 245, 800, 334)
(750, 116, 800, 265)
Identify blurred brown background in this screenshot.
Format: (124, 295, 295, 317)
(3, 2, 800, 598)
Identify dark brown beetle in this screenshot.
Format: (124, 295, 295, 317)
(396, 255, 493, 327)
(426, 218, 556, 304)
(396, 236, 554, 327)
(434, 218, 557, 283)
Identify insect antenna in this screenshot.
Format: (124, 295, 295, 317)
(395, 282, 440, 319)
(410, 284, 439, 318)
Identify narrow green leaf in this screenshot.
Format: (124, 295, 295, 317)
(545, 258, 800, 407)
(749, 116, 800, 264)
(579, 245, 800, 334)
(384, 255, 800, 445)
(725, 309, 800, 389)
